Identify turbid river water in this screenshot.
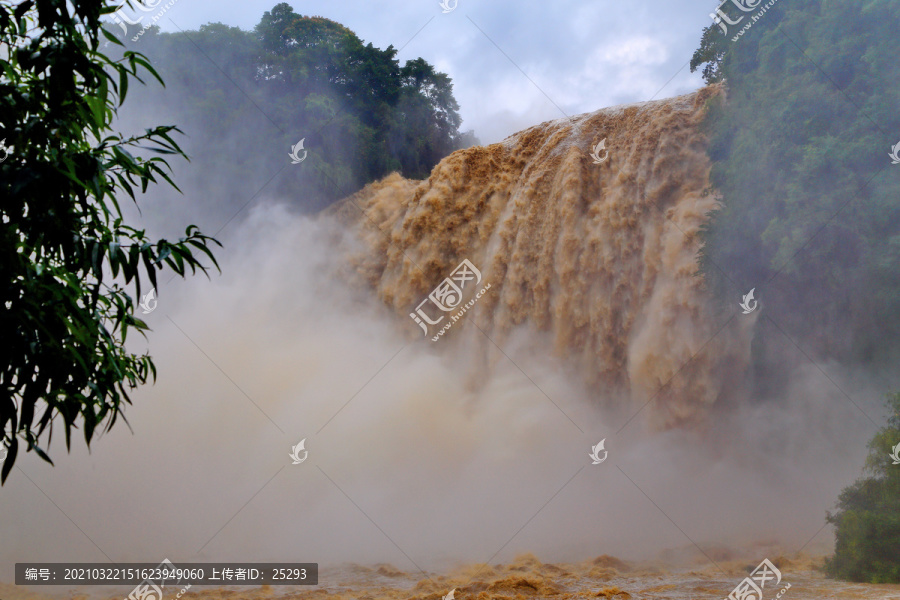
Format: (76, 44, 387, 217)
(3, 554, 899, 600)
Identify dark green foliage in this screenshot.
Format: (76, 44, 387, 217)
(121, 3, 473, 212)
(691, 3, 900, 581)
(690, 0, 900, 366)
(825, 393, 900, 582)
(0, 0, 220, 482)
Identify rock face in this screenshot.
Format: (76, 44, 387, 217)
(333, 84, 751, 429)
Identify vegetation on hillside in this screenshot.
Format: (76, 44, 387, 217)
(690, 0, 900, 368)
(115, 3, 476, 212)
(825, 392, 900, 582)
(691, 0, 900, 582)
(0, 0, 219, 481)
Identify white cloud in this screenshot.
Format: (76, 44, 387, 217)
(150, 0, 718, 143)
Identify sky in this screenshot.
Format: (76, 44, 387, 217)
(137, 0, 715, 143)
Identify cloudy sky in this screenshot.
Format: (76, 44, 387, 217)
(147, 0, 716, 143)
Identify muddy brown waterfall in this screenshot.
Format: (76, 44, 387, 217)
(335, 85, 751, 430)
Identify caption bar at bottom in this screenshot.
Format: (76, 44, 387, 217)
(15, 563, 317, 585)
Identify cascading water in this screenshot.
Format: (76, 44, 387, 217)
(334, 85, 751, 430)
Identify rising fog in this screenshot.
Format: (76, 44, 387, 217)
(0, 86, 889, 583)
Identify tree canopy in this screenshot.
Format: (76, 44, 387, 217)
(691, 1, 900, 582)
(0, 0, 220, 481)
(690, 0, 900, 371)
(116, 3, 476, 212)
(825, 392, 900, 582)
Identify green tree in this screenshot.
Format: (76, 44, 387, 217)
(128, 4, 467, 211)
(690, 0, 900, 368)
(0, 0, 220, 482)
(390, 58, 463, 179)
(825, 392, 900, 582)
